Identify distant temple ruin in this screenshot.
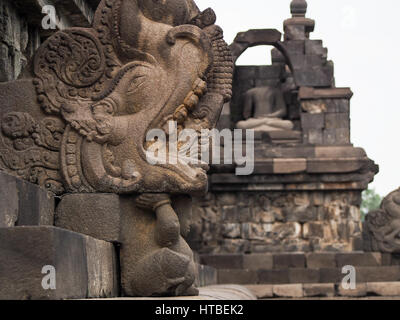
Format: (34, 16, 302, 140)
(188, 0, 378, 254)
(3, 0, 400, 301)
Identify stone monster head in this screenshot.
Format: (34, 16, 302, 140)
(33, 0, 233, 195)
(365, 188, 400, 252)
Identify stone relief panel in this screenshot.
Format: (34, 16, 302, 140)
(364, 188, 400, 253)
(189, 191, 363, 254)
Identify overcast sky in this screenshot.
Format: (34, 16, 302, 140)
(195, 0, 400, 197)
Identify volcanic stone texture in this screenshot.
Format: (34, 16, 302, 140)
(0, 171, 54, 227)
(189, 190, 363, 254)
(0, 226, 119, 300)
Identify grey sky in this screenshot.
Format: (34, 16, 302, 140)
(195, 0, 399, 196)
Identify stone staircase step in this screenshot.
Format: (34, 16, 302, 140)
(0, 226, 119, 300)
(218, 266, 400, 285)
(245, 282, 400, 299)
(195, 264, 218, 287)
(0, 171, 54, 227)
(200, 252, 393, 270)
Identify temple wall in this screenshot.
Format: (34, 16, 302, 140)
(190, 190, 363, 254)
(0, 0, 40, 82)
(0, 0, 96, 82)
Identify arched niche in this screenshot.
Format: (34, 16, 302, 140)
(227, 29, 298, 127)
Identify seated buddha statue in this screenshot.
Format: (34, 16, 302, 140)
(236, 86, 294, 132)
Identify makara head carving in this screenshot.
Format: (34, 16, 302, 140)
(0, 0, 233, 196)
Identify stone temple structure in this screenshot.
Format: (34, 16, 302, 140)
(188, 0, 378, 255)
(2, 0, 400, 300)
(0, 0, 234, 299)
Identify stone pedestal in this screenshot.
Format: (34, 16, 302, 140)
(56, 193, 199, 297)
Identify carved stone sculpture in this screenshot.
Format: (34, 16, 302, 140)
(364, 188, 400, 253)
(0, 0, 232, 296)
(236, 86, 294, 132)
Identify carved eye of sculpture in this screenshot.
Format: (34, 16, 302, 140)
(127, 74, 147, 94)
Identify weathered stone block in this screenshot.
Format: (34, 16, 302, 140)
(293, 193, 311, 206)
(323, 128, 337, 145)
(356, 266, 400, 283)
(55, 193, 121, 243)
(351, 237, 364, 251)
(254, 210, 275, 224)
(221, 205, 239, 223)
(273, 284, 303, 298)
(250, 242, 284, 253)
(288, 268, 320, 284)
(301, 113, 325, 129)
(218, 269, 258, 285)
(221, 223, 241, 239)
(86, 237, 119, 298)
(306, 253, 336, 268)
(273, 253, 306, 269)
(195, 264, 218, 287)
(285, 40, 305, 54)
(242, 223, 271, 240)
(381, 253, 392, 266)
(294, 65, 334, 87)
(366, 282, 400, 297)
(304, 40, 326, 57)
(311, 192, 324, 206)
(0, 171, 18, 227)
(0, 171, 54, 227)
(245, 284, 273, 298)
(216, 193, 237, 206)
(243, 254, 273, 270)
(285, 206, 317, 223)
(314, 146, 364, 159)
(335, 253, 382, 267)
(258, 269, 289, 284)
(337, 283, 367, 297)
(307, 158, 363, 173)
(219, 239, 250, 254)
(235, 66, 256, 80)
(336, 128, 350, 144)
(303, 283, 335, 297)
(303, 222, 324, 239)
(319, 268, 343, 283)
(238, 206, 252, 222)
(255, 79, 279, 87)
(272, 222, 302, 240)
(324, 99, 350, 113)
(16, 179, 54, 226)
(273, 159, 306, 174)
(0, 226, 118, 300)
(325, 113, 350, 129)
(201, 254, 243, 269)
(284, 25, 306, 41)
(306, 128, 323, 144)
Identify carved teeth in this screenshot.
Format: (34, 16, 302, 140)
(172, 78, 207, 124)
(173, 104, 188, 124)
(193, 78, 207, 96)
(183, 93, 199, 110)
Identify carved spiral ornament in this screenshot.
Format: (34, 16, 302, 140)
(35, 30, 105, 88)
